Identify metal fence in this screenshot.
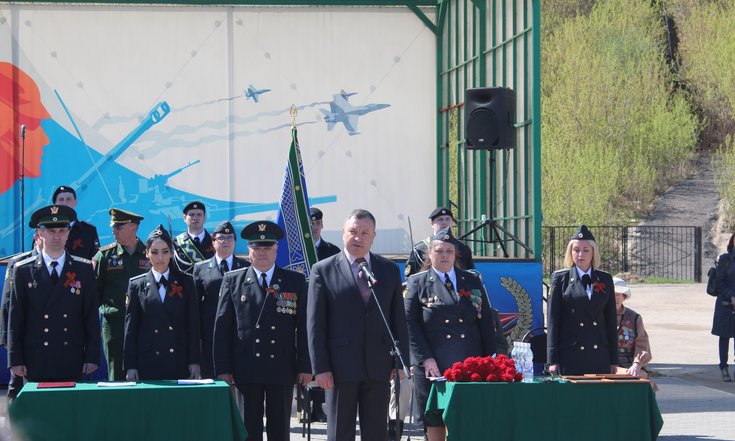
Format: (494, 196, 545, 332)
(542, 226, 703, 282)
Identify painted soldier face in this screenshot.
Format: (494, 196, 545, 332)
(38, 226, 70, 256)
(342, 216, 376, 258)
(431, 215, 454, 234)
(248, 243, 277, 272)
(53, 191, 78, 209)
(571, 240, 594, 272)
(146, 238, 172, 273)
(429, 240, 456, 273)
(213, 233, 235, 258)
(311, 218, 323, 241)
(184, 209, 205, 234)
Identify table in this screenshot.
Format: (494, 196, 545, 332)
(9, 381, 247, 441)
(426, 380, 663, 441)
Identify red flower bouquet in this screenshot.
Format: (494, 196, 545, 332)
(443, 354, 522, 383)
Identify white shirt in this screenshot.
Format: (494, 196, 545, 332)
(575, 267, 593, 299)
(152, 269, 170, 302)
(252, 265, 276, 288)
(215, 254, 234, 272)
(344, 250, 371, 268)
(432, 267, 458, 297)
(42, 251, 66, 277)
(189, 231, 206, 243)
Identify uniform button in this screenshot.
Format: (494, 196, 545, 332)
(579, 322, 584, 327)
(270, 354, 275, 359)
(256, 325, 260, 329)
(271, 340, 275, 344)
(459, 319, 464, 323)
(580, 346, 585, 351)
(64, 342, 68, 346)
(256, 353, 261, 357)
(64, 328, 68, 332)
(156, 351, 160, 355)
(43, 328, 49, 333)
(460, 334, 465, 339)
(154, 329, 159, 334)
(593, 321, 598, 326)
(255, 339, 260, 343)
(446, 334, 451, 339)
(169, 348, 174, 353)
(63, 314, 68, 318)
(44, 314, 49, 319)
(168, 326, 173, 331)
(271, 326, 276, 330)
(444, 319, 449, 324)
(43, 341, 48, 346)
(593, 344, 598, 349)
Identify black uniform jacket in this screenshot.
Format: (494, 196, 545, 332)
(547, 267, 618, 375)
(213, 266, 310, 385)
(174, 231, 215, 274)
(316, 239, 340, 261)
(405, 236, 474, 277)
(307, 252, 409, 382)
(1, 250, 35, 346)
(193, 255, 250, 377)
(8, 254, 100, 381)
(124, 269, 201, 380)
(404, 269, 496, 372)
(66, 220, 100, 260)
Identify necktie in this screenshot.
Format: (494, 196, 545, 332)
(261, 273, 268, 293)
(581, 274, 592, 289)
(50, 261, 59, 285)
(159, 276, 168, 290)
(444, 273, 457, 302)
(353, 258, 371, 304)
(220, 259, 229, 275)
(193, 236, 201, 247)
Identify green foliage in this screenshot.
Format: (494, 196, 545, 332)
(715, 135, 735, 229)
(541, 0, 698, 225)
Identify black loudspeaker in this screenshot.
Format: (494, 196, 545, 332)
(464, 87, 516, 150)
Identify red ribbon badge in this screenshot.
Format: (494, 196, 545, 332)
(168, 283, 184, 298)
(458, 289, 473, 298)
(592, 281, 606, 294)
(63, 272, 77, 288)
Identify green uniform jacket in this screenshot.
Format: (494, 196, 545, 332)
(93, 240, 150, 317)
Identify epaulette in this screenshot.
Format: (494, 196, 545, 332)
(464, 269, 483, 280)
(70, 255, 93, 265)
(194, 259, 212, 267)
(99, 243, 117, 251)
(551, 268, 569, 276)
(227, 266, 248, 276)
(129, 273, 148, 281)
(408, 269, 429, 278)
(14, 255, 38, 267)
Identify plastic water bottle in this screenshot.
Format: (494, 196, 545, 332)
(523, 342, 534, 383)
(511, 342, 523, 379)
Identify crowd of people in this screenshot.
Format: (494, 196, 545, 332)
(2, 185, 660, 441)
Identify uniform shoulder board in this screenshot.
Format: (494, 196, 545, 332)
(464, 269, 482, 280)
(194, 259, 211, 267)
(228, 266, 248, 275)
(129, 273, 148, 282)
(551, 268, 569, 276)
(14, 255, 38, 267)
(70, 255, 93, 265)
(99, 243, 117, 251)
(411, 269, 429, 278)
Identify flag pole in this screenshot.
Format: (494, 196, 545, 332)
(290, 104, 297, 128)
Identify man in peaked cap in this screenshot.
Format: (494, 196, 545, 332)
(214, 220, 311, 441)
(52, 185, 100, 260)
(192, 220, 250, 379)
(404, 207, 475, 277)
(310, 207, 341, 262)
(174, 201, 215, 275)
(92, 208, 150, 380)
(8, 205, 100, 381)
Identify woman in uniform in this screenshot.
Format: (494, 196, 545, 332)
(124, 224, 201, 381)
(712, 234, 735, 382)
(404, 230, 496, 441)
(547, 225, 618, 375)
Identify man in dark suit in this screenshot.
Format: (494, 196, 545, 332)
(214, 221, 312, 441)
(308, 209, 409, 441)
(174, 201, 215, 274)
(193, 220, 249, 379)
(8, 205, 100, 381)
(310, 207, 340, 261)
(52, 185, 100, 260)
(405, 207, 474, 277)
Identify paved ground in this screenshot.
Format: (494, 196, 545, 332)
(2, 283, 734, 440)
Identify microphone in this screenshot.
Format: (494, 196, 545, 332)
(358, 261, 378, 286)
(20, 124, 26, 140)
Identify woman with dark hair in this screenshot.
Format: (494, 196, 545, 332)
(712, 234, 735, 382)
(547, 225, 618, 375)
(124, 224, 201, 381)
(404, 230, 496, 441)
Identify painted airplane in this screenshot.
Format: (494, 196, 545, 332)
(320, 93, 390, 136)
(245, 84, 271, 103)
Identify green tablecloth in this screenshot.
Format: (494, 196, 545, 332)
(9, 381, 247, 441)
(426, 380, 663, 441)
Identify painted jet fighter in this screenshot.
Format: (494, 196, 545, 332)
(320, 93, 390, 136)
(245, 84, 271, 103)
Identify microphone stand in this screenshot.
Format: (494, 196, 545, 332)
(20, 127, 26, 251)
(363, 274, 410, 440)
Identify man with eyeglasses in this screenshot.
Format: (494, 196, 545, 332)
(192, 220, 250, 379)
(8, 205, 100, 382)
(92, 208, 150, 380)
(174, 201, 215, 274)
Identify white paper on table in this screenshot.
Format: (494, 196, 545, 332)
(177, 379, 215, 385)
(428, 376, 446, 382)
(97, 381, 136, 387)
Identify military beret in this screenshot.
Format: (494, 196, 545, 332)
(51, 185, 76, 203)
(430, 228, 454, 242)
(241, 220, 284, 246)
(429, 207, 454, 221)
(30, 205, 77, 229)
(572, 225, 595, 242)
(310, 207, 323, 221)
(183, 201, 206, 214)
(147, 224, 172, 244)
(109, 208, 144, 227)
(213, 220, 236, 238)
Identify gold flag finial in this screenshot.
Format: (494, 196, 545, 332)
(290, 105, 297, 128)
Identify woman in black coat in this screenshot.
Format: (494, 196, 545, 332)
(404, 231, 496, 441)
(547, 225, 618, 376)
(124, 225, 201, 381)
(712, 234, 735, 382)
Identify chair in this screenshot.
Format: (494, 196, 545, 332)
(522, 326, 547, 366)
